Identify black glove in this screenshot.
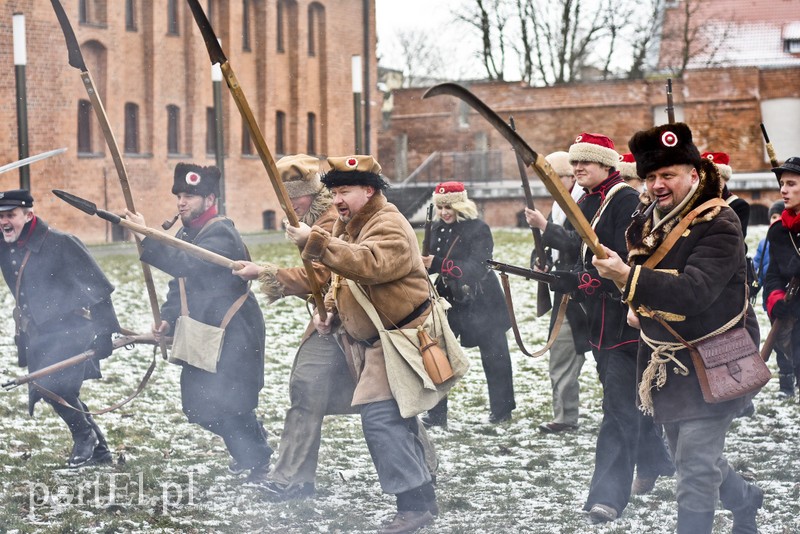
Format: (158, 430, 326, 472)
(88, 333, 114, 360)
(771, 300, 792, 320)
(789, 256, 800, 277)
(550, 270, 580, 294)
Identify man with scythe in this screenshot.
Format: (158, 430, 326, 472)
(126, 164, 273, 483)
(0, 189, 120, 468)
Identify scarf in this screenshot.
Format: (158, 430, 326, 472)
(780, 208, 800, 233)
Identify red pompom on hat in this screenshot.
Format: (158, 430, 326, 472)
(617, 152, 638, 180)
(432, 181, 468, 205)
(568, 133, 619, 168)
(701, 151, 732, 180)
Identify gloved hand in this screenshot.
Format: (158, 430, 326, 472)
(550, 270, 580, 294)
(88, 333, 114, 360)
(575, 271, 604, 297)
(771, 300, 792, 320)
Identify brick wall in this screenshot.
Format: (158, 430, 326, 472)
(0, 0, 377, 242)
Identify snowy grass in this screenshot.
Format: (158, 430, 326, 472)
(0, 227, 798, 533)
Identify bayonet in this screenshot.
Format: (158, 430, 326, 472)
(0, 148, 67, 175)
(50, 0, 168, 358)
(185, 0, 327, 319)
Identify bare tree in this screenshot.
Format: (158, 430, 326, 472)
(395, 29, 446, 87)
(626, 0, 666, 79)
(659, 0, 736, 77)
(456, 0, 511, 81)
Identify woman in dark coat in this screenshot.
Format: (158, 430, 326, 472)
(421, 182, 514, 427)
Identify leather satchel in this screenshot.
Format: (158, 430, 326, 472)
(690, 327, 770, 404)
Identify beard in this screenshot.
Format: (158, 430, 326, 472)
(180, 204, 206, 226)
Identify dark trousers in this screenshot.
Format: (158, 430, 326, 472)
(197, 411, 273, 470)
(584, 343, 641, 514)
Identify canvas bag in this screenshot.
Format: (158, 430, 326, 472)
(346, 278, 469, 418)
(169, 278, 248, 373)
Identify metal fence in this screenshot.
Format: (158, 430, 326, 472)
(402, 150, 506, 187)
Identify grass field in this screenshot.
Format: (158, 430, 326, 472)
(0, 227, 798, 533)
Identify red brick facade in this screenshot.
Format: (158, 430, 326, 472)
(379, 67, 800, 226)
(0, 0, 377, 242)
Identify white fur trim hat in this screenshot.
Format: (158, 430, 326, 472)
(701, 151, 732, 181)
(276, 154, 323, 198)
(569, 132, 619, 168)
(617, 152, 639, 180)
(432, 181, 467, 205)
(545, 151, 573, 177)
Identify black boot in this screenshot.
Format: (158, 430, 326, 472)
(676, 507, 714, 534)
(420, 398, 448, 429)
(81, 401, 113, 465)
(719, 472, 763, 534)
(50, 398, 98, 468)
(777, 373, 795, 398)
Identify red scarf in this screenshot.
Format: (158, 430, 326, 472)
(780, 209, 800, 233)
(188, 205, 219, 229)
(16, 215, 38, 247)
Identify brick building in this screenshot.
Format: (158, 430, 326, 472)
(0, 0, 377, 242)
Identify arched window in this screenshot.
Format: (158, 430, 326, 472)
(77, 100, 93, 154)
(307, 112, 316, 155)
(168, 0, 179, 35)
(277, 1, 285, 52)
(126, 0, 137, 31)
(243, 0, 252, 51)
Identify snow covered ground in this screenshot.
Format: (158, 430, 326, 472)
(0, 227, 797, 533)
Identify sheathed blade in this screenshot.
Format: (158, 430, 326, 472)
(52, 189, 97, 216)
(423, 83, 539, 166)
(50, 0, 87, 71)
(0, 148, 67, 175)
(186, 0, 227, 65)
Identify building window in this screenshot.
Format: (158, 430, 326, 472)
(277, 1, 285, 53)
(206, 107, 216, 154)
(126, 0, 137, 31)
(78, 99, 93, 153)
(168, 0, 179, 35)
(206, 0, 214, 26)
(243, 0, 252, 51)
(124, 102, 140, 154)
(785, 39, 800, 54)
(307, 112, 316, 155)
(167, 105, 181, 155)
(242, 123, 254, 155)
(79, 0, 107, 25)
(308, 6, 316, 56)
(276, 111, 286, 155)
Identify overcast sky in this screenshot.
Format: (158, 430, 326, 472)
(375, 0, 480, 78)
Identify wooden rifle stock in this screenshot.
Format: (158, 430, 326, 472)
(422, 203, 434, 256)
(509, 116, 551, 316)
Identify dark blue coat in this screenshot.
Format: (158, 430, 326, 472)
(428, 218, 510, 348)
(0, 218, 119, 414)
(140, 216, 265, 424)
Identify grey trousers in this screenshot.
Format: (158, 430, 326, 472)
(663, 411, 741, 513)
(270, 332, 358, 488)
(548, 320, 585, 425)
(361, 399, 433, 495)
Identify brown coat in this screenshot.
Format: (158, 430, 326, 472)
(301, 193, 431, 404)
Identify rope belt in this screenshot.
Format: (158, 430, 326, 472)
(638, 298, 747, 416)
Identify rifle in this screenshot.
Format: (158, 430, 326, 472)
(487, 259, 557, 285)
(53, 190, 245, 271)
(422, 203, 434, 256)
(50, 0, 168, 360)
(759, 122, 799, 361)
(2, 333, 157, 391)
(509, 116, 552, 317)
(666, 78, 675, 124)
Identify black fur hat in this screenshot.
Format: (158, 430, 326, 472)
(171, 163, 220, 197)
(628, 122, 702, 179)
(320, 155, 389, 191)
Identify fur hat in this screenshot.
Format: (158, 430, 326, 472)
(0, 189, 33, 211)
(432, 181, 468, 205)
(545, 151, 573, 177)
(321, 155, 389, 190)
(171, 163, 220, 197)
(568, 133, 618, 168)
(701, 152, 731, 181)
(769, 200, 785, 219)
(617, 153, 639, 181)
(277, 154, 323, 198)
(628, 122, 702, 178)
